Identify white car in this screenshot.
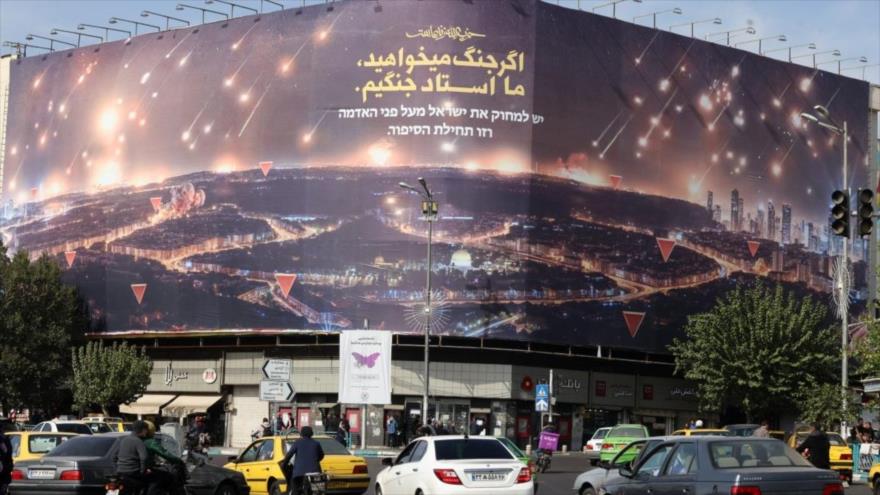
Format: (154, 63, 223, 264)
(572, 437, 671, 495)
(31, 420, 93, 435)
(375, 435, 534, 495)
(584, 427, 612, 465)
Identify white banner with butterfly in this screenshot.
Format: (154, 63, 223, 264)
(338, 330, 392, 405)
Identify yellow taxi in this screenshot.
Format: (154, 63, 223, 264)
(82, 416, 128, 432)
(869, 461, 879, 492)
(787, 430, 852, 482)
(224, 435, 369, 495)
(671, 428, 732, 436)
(6, 431, 78, 462)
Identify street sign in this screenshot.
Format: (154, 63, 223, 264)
(535, 383, 550, 412)
(260, 380, 295, 402)
(262, 359, 291, 381)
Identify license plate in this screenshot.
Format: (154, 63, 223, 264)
(28, 469, 55, 479)
(470, 472, 506, 482)
(106, 490, 120, 495)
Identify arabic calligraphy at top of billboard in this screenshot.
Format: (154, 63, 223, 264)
(0, 0, 869, 353)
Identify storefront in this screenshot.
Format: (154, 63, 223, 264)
(634, 376, 700, 435)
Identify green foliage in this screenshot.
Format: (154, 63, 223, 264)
(795, 382, 860, 430)
(0, 243, 89, 412)
(670, 283, 837, 421)
(72, 341, 152, 415)
(855, 319, 880, 378)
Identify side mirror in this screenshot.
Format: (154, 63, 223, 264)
(381, 458, 394, 467)
(618, 466, 634, 478)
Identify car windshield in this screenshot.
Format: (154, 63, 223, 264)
(610, 427, 645, 438)
(46, 436, 117, 457)
(88, 423, 112, 433)
(592, 429, 610, 440)
(30, 435, 73, 454)
(57, 424, 93, 435)
(796, 433, 846, 447)
(284, 438, 351, 456)
(709, 440, 813, 469)
(498, 438, 526, 457)
(435, 439, 514, 460)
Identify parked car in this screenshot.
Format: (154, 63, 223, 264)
(869, 461, 879, 494)
(31, 420, 93, 435)
(671, 428, 732, 437)
(5, 432, 78, 463)
(83, 416, 127, 433)
(375, 435, 533, 495)
(584, 427, 612, 466)
(9, 432, 249, 495)
(723, 424, 760, 437)
(601, 437, 844, 495)
(573, 436, 671, 495)
(787, 430, 853, 482)
(223, 434, 369, 495)
(85, 422, 113, 434)
(598, 425, 649, 463)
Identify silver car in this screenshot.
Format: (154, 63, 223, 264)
(573, 437, 672, 495)
(601, 437, 844, 495)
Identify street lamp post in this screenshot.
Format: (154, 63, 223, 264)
(260, 0, 284, 12)
(109, 17, 161, 35)
(670, 17, 722, 38)
(206, 0, 258, 16)
(800, 105, 849, 437)
(816, 56, 869, 75)
(25, 33, 75, 51)
(78, 23, 131, 40)
(141, 11, 191, 30)
(3, 40, 52, 56)
(762, 42, 816, 61)
(792, 49, 841, 69)
(176, 3, 229, 24)
(632, 7, 682, 29)
(51, 28, 103, 47)
(705, 26, 755, 45)
(399, 178, 438, 424)
(840, 63, 880, 80)
(735, 34, 787, 54)
(592, 0, 642, 19)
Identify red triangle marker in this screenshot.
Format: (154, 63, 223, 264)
(609, 175, 622, 190)
(131, 283, 147, 305)
(656, 238, 676, 262)
(623, 311, 646, 338)
(150, 197, 162, 211)
(747, 240, 760, 258)
(64, 251, 77, 268)
(259, 161, 273, 177)
(275, 273, 297, 297)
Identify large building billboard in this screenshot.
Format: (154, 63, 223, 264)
(0, 0, 870, 353)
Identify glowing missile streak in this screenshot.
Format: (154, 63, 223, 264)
(634, 31, 661, 65)
(279, 39, 311, 74)
(238, 82, 273, 137)
(232, 21, 260, 50)
(592, 110, 622, 147)
(224, 53, 253, 87)
(779, 141, 796, 165)
(600, 114, 633, 158)
(164, 30, 194, 60)
(824, 86, 841, 109)
(664, 40, 694, 81)
(643, 88, 679, 141)
(184, 101, 210, 138)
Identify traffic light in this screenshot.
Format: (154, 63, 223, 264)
(830, 190, 849, 237)
(858, 188, 874, 237)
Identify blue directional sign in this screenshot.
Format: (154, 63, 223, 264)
(535, 384, 550, 412)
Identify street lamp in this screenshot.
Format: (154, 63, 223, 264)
(260, 0, 284, 12)
(670, 17, 722, 38)
(109, 17, 160, 35)
(3, 40, 52, 56)
(735, 34, 786, 54)
(78, 23, 131, 40)
(792, 48, 841, 69)
(176, 3, 229, 24)
(26, 33, 75, 50)
(592, 0, 642, 19)
(206, 0, 258, 16)
(399, 178, 438, 424)
(141, 11, 191, 30)
(705, 26, 755, 45)
(800, 105, 850, 438)
(840, 62, 880, 80)
(632, 7, 681, 29)
(50, 28, 103, 47)
(817, 56, 869, 75)
(763, 42, 816, 61)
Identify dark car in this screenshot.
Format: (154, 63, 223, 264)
(9, 432, 249, 495)
(602, 437, 844, 495)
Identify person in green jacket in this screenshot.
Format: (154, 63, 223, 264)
(144, 421, 184, 495)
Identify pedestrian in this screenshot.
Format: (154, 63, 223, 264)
(386, 415, 398, 447)
(795, 423, 830, 470)
(1, 420, 15, 495)
(469, 418, 480, 436)
(279, 413, 293, 435)
(252, 418, 272, 440)
(114, 420, 151, 494)
(753, 420, 770, 438)
(280, 426, 324, 495)
(334, 419, 349, 447)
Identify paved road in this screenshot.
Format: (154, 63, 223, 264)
(362, 453, 874, 494)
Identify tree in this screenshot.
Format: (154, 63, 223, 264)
(854, 319, 880, 378)
(670, 283, 837, 421)
(795, 382, 860, 430)
(0, 243, 90, 413)
(72, 341, 153, 415)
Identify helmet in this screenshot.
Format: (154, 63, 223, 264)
(145, 420, 157, 436)
(694, 420, 704, 428)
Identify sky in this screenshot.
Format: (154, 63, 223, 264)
(0, 0, 878, 85)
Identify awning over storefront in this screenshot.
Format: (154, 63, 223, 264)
(162, 395, 223, 417)
(120, 394, 177, 416)
(469, 408, 491, 414)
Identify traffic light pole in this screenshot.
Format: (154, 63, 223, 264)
(841, 120, 848, 438)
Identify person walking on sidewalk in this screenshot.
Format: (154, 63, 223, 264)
(386, 416, 398, 447)
(796, 423, 830, 470)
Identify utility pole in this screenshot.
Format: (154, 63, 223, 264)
(548, 369, 554, 422)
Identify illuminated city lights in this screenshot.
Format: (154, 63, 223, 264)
(635, 151, 642, 159)
(368, 142, 392, 165)
(95, 161, 122, 187)
(441, 142, 456, 152)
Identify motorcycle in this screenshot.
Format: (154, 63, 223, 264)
(106, 457, 191, 495)
(536, 450, 552, 473)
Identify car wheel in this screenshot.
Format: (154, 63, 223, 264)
(214, 482, 238, 495)
(874, 478, 880, 495)
(269, 479, 283, 495)
(375, 485, 383, 495)
(580, 486, 596, 495)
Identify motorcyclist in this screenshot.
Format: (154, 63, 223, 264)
(143, 421, 185, 495)
(280, 426, 324, 495)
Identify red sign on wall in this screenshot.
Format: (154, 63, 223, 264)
(643, 385, 654, 400)
(595, 380, 607, 397)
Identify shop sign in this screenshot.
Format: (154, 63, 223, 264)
(558, 378, 582, 390)
(164, 362, 189, 386)
(668, 387, 697, 399)
(611, 386, 633, 398)
(202, 368, 218, 384)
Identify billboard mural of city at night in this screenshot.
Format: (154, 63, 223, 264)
(0, 0, 870, 353)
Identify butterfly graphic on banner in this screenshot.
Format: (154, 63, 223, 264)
(352, 352, 381, 368)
